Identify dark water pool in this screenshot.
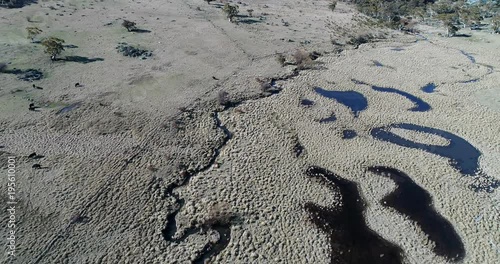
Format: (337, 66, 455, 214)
(300, 99, 314, 107)
(368, 166, 465, 261)
(370, 123, 500, 192)
(372, 86, 431, 112)
(305, 166, 404, 264)
(371, 123, 479, 176)
(319, 113, 337, 123)
(314, 87, 368, 117)
(373, 60, 384, 67)
(421, 83, 436, 93)
(342, 129, 357, 139)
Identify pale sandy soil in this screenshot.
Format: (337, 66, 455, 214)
(0, 0, 499, 264)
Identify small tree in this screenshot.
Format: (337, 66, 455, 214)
(492, 15, 500, 34)
(122, 20, 137, 32)
(218, 90, 230, 107)
(26, 27, 42, 43)
(329, 0, 337, 11)
(445, 21, 459, 37)
(222, 4, 239, 22)
(276, 53, 286, 66)
(41, 37, 65, 60)
(437, 12, 459, 37)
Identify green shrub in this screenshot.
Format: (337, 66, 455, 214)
(492, 14, 500, 33)
(329, 0, 337, 11)
(122, 20, 137, 32)
(26, 27, 42, 42)
(41, 37, 65, 60)
(222, 4, 239, 22)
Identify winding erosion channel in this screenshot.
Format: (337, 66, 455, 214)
(161, 69, 303, 262)
(162, 112, 233, 263)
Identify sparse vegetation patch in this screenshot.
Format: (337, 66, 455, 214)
(0, 66, 43, 81)
(116, 42, 153, 59)
(293, 49, 315, 70)
(26, 26, 42, 43)
(122, 20, 137, 32)
(0, 0, 37, 8)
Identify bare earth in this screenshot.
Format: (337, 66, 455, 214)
(1, 0, 499, 264)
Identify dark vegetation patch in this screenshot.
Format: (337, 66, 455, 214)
(305, 166, 404, 264)
(116, 42, 152, 59)
(0, 0, 37, 8)
(347, 32, 386, 49)
(0, 65, 43, 81)
(368, 166, 465, 261)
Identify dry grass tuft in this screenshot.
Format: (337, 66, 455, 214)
(294, 49, 314, 70)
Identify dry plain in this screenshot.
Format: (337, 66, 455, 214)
(0, 0, 499, 263)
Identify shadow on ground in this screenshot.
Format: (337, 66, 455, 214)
(56, 56, 104, 64)
(238, 19, 262, 25)
(131, 28, 151, 33)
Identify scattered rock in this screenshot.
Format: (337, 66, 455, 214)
(28, 152, 44, 159)
(28, 103, 36, 111)
(32, 84, 43, 90)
